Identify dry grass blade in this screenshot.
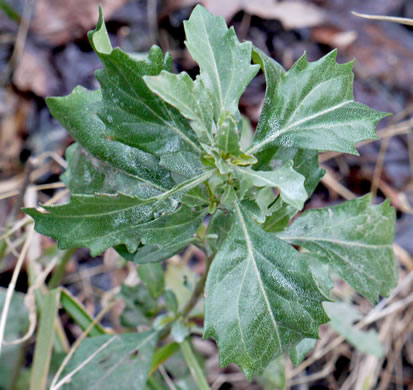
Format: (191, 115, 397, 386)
(320, 167, 356, 200)
(352, 11, 413, 26)
(2, 256, 58, 347)
(0, 225, 34, 355)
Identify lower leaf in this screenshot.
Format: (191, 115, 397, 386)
(279, 195, 398, 303)
(204, 201, 329, 380)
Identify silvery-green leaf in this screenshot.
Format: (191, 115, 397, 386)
(250, 47, 285, 166)
(279, 195, 398, 303)
(248, 50, 389, 156)
(264, 149, 325, 233)
(236, 161, 307, 210)
(240, 115, 254, 150)
(62, 143, 164, 199)
(25, 172, 212, 256)
(204, 201, 329, 379)
(215, 114, 241, 156)
(60, 331, 158, 390)
(117, 238, 197, 265)
(184, 5, 259, 119)
(25, 193, 155, 256)
(48, 8, 204, 197)
(206, 209, 234, 252)
(144, 71, 215, 144)
(48, 87, 175, 194)
(118, 205, 206, 264)
(324, 302, 383, 357)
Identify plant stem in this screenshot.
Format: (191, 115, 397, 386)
(180, 339, 210, 390)
(48, 248, 76, 289)
(181, 253, 214, 318)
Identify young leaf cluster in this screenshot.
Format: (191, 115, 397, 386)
(24, 5, 397, 381)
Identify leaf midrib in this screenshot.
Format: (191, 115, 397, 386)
(280, 235, 391, 249)
(43, 170, 214, 219)
(248, 100, 353, 154)
(234, 201, 282, 350)
(104, 55, 202, 154)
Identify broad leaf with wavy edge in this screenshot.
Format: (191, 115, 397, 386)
(25, 171, 213, 256)
(204, 201, 329, 380)
(248, 50, 389, 156)
(184, 5, 259, 120)
(48, 7, 204, 195)
(279, 195, 398, 303)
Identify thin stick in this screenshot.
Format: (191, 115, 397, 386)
(0, 189, 69, 241)
(352, 11, 413, 26)
(290, 291, 413, 376)
(159, 365, 178, 390)
(52, 336, 118, 390)
(320, 168, 356, 200)
(2, 256, 58, 346)
(319, 118, 413, 163)
(182, 253, 214, 318)
(371, 135, 391, 199)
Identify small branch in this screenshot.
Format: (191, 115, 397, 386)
(181, 253, 214, 318)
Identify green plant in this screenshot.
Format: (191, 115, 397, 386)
(24, 5, 398, 386)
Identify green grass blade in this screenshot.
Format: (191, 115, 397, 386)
(60, 288, 105, 337)
(180, 339, 210, 390)
(30, 289, 61, 390)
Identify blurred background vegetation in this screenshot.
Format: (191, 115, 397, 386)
(0, 1, 412, 389)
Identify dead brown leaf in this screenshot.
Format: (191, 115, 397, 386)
(0, 90, 29, 175)
(165, 0, 325, 28)
(13, 45, 57, 97)
(30, 0, 128, 45)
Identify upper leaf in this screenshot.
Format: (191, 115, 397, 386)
(279, 195, 398, 303)
(236, 161, 307, 210)
(248, 50, 389, 156)
(263, 149, 325, 232)
(143, 71, 215, 144)
(184, 5, 259, 120)
(60, 330, 158, 390)
(48, 8, 205, 194)
(48, 87, 175, 195)
(204, 201, 329, 379)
